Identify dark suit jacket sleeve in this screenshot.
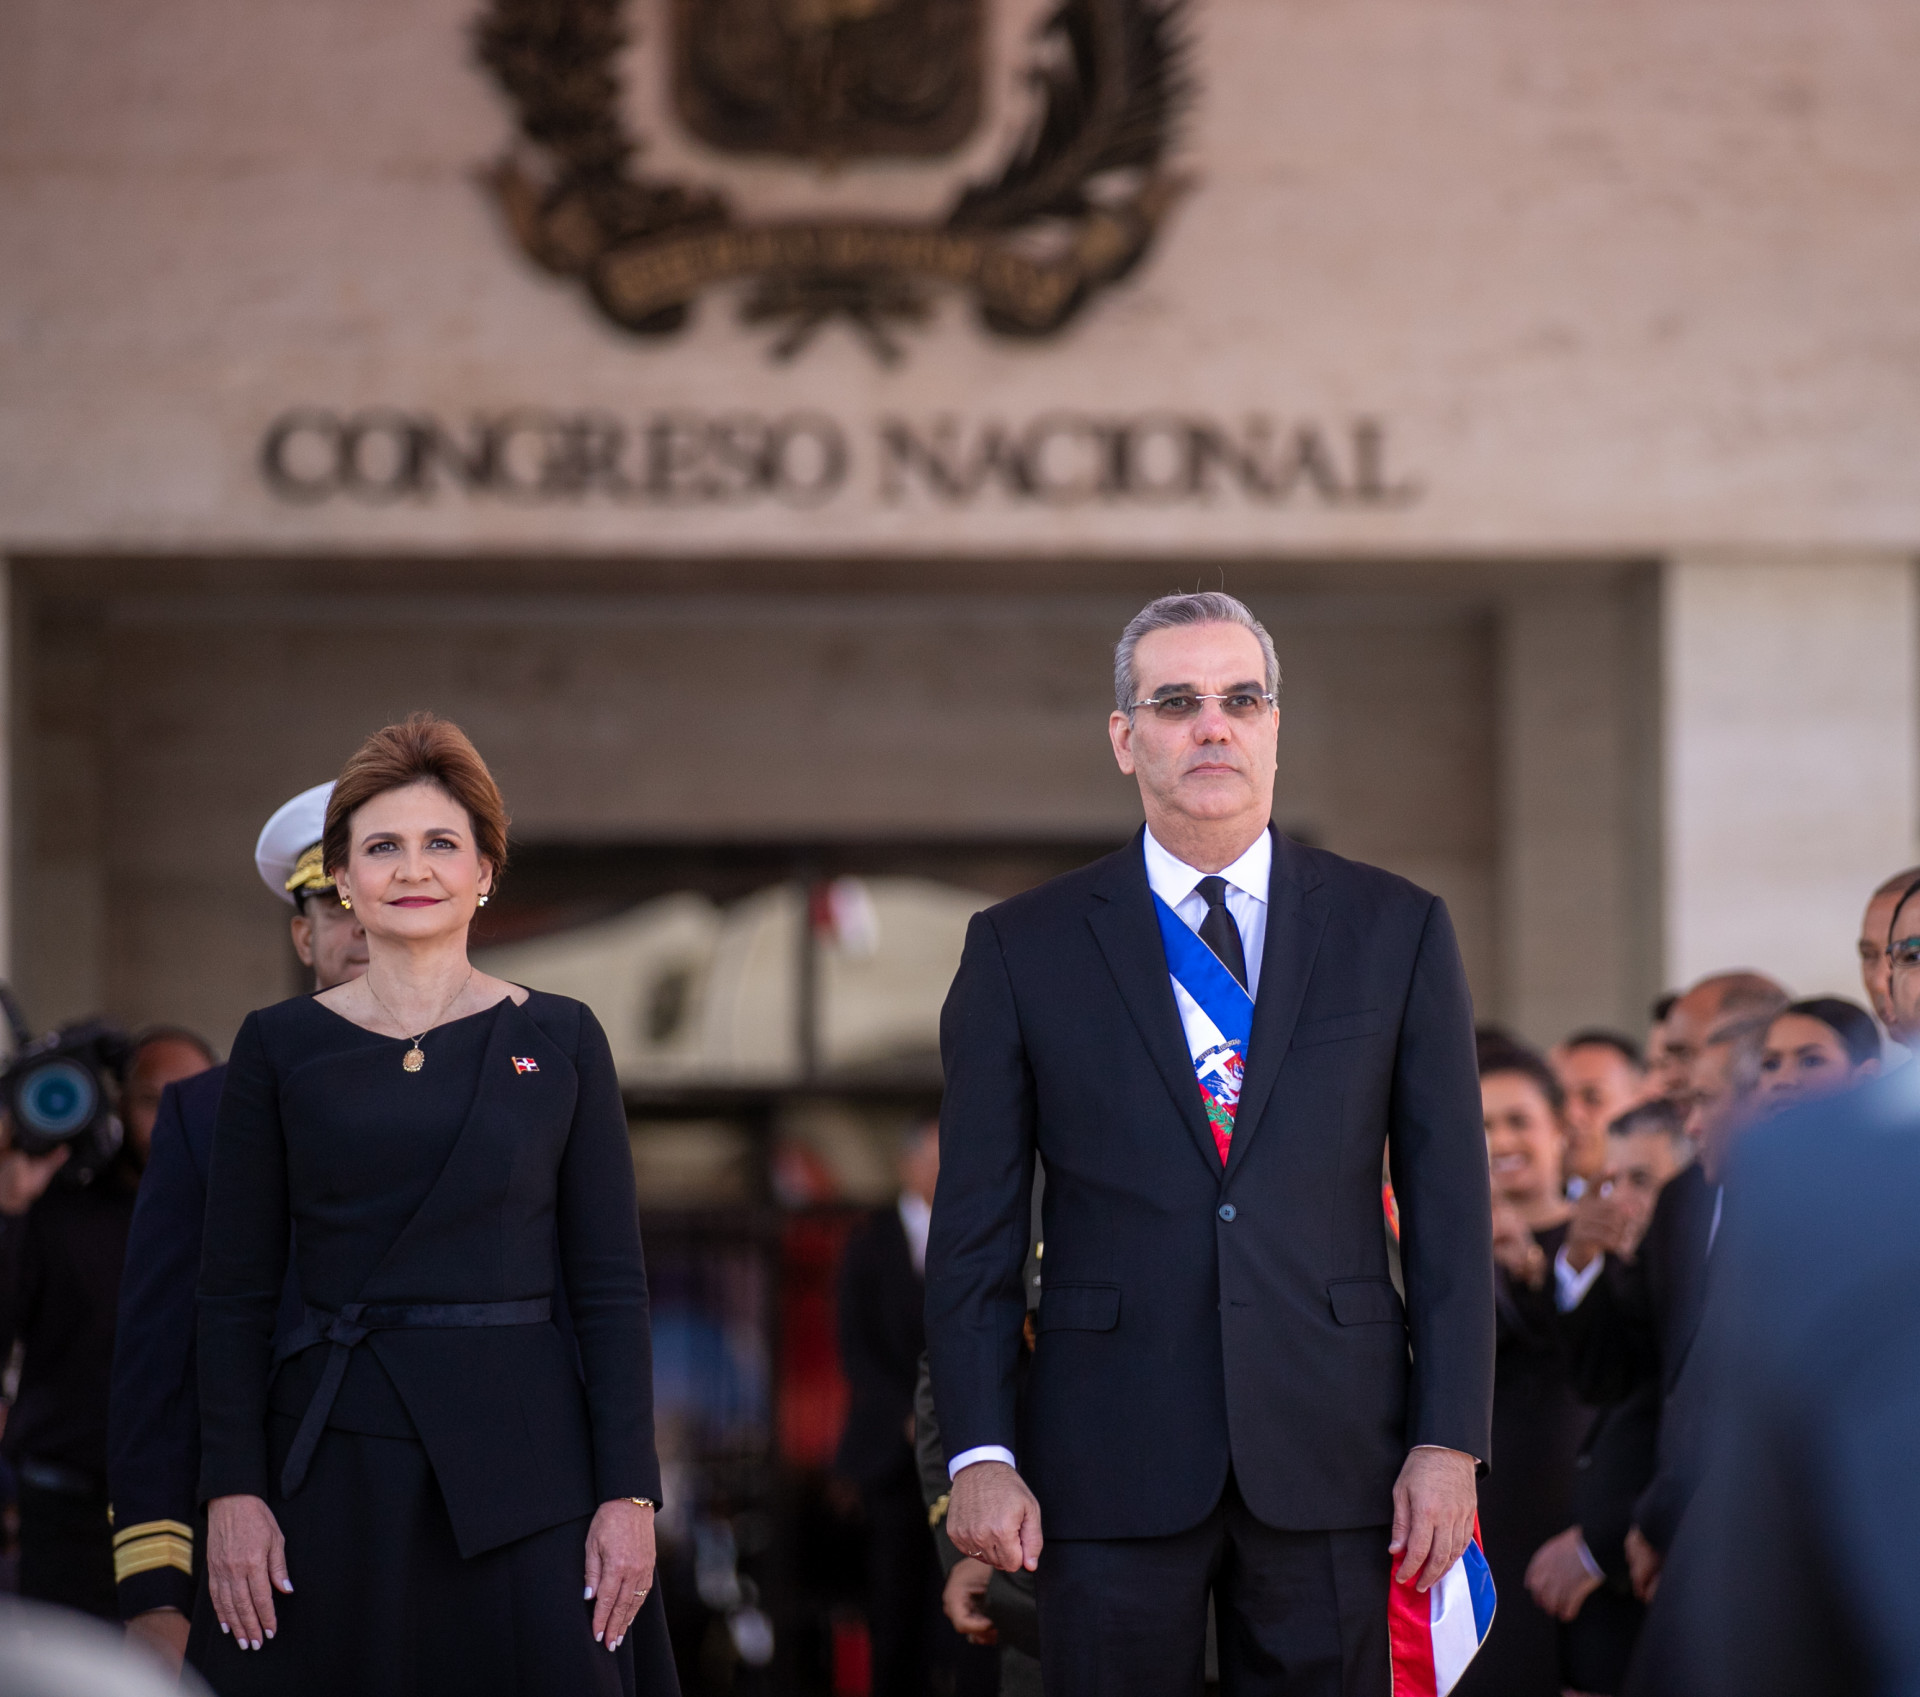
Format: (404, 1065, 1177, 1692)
(555, 1003, 660, 1504)
(833, 1215, 910, 1485)
(108, 1077, 209, 1615)
(924, 911, 1038, 1467)
(1387, 896, 1496, 1466)
(1632, 1325, 1711, 1555)
(1559, 1253, 1660, 1406)
(198, 1013, 289, 1502)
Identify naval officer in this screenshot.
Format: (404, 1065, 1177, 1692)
(107, 782, 368, 1670)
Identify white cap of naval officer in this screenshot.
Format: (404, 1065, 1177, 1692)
(253, 781, 336, 905)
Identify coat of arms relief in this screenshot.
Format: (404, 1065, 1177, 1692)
(475, 0, 1191, 362)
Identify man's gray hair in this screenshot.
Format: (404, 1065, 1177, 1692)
(1114, 592, 1281, 714)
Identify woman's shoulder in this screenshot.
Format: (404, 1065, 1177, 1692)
(247, 993, 337, 1035)
(509, 988, 611, 1051)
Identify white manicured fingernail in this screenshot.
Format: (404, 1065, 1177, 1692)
(220, 1623, 230, 1635)
(265, 1630, 274, 1640)
(252, 1639, 262, 1651)
(596, 1631, 604, 1643)
(584, 1586, 595, 1600)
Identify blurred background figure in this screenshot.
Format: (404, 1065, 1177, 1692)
(1555, 975, 1785, 1634)
(1524, 1098, 1691, 1697)
(1622, 1069, 1920, 1697)
(834, 1121, 988, 1697)
(0, 1028, 214, 1619)
(1877, 878, 1920, 1053)
(1551, 1032, 1646, 1198)
(0, 1594, 211, 1697)
(1639, 997, 1681, 1106)
(1854, 865, 1920, 1033)
(1464, 1038, 1586, 1697)
(1756, 997, 1879, 1109)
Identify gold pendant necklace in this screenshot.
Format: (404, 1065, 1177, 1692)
(366, 968, 474, 1074)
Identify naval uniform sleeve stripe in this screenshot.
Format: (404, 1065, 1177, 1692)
(115, 1534, 195, 1581)
(112, 1518, 195, 1548)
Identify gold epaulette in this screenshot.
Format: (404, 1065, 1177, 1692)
(112, 1519, 194, 1582)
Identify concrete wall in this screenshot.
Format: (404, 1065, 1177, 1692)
(13, 570, 1522, 1052)
(2, 0, 1918, 556)
(1663, 555, 1920, 1004)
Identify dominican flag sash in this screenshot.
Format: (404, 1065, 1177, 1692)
(1152, 893, 1253, 1164)
(1387, 1523, 1496, 1696)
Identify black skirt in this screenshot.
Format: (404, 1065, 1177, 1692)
(190, 1416, 676, 1697)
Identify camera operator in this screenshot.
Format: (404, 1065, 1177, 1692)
(0, 1023, 216, 1618)
(106, 782, 368, 1672)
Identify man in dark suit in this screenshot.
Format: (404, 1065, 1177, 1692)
(1525, 1099, 1689, 1694)
(1553, 972, 1786, 1601)
(834, 1120, 947, 1697)
(926, 591, 1495, 1697)
(106, 782, 366, 1670)
(1625, 1063, 1920, 1696)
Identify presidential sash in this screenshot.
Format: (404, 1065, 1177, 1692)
(1387, 1521, 1496, 1695)
(1152, 893, 1253, 1164)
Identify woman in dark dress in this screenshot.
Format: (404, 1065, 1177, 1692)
(196, 714, 675, 1696)
(1457, 1041, 1589, 1697)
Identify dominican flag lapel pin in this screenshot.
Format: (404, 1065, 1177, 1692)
(512, 1056, 540, 1074)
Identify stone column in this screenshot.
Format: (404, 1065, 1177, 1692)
(1496, 574, 1662, 1047)
(1663, 554, 1919, 1002)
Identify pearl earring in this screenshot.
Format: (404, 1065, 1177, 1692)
(478, 894, 490, 907)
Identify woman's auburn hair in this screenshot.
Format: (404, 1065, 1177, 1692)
(322, 713, 510, 883)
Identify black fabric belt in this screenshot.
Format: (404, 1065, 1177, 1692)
(272, 1298, 551, 1496)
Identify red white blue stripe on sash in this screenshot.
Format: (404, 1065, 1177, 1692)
(1152, 893, 1253, 1163)
(1387, 1523, 1496, 1696)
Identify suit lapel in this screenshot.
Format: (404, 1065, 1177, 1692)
(1222, 830, 1327, 1182)
(1086, 833, 1222, 1179)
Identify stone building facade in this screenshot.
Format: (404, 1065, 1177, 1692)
(5, 0, 1917, 1053)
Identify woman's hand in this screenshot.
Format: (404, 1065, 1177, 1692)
(584, 1499, 656, 1652)
(207, 1494, 292, 1650)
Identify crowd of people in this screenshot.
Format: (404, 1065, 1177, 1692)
(1460, 865, 1919, 1697)
(0, 623, 1913, 1697)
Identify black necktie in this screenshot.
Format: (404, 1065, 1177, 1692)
(1196, 876, 1249, 990)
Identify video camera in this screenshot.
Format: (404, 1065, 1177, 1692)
(0, 986, 131, 1186)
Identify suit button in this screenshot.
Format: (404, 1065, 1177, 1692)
(1218, 1203, 1237, 1222)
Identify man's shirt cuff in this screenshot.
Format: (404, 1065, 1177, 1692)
(1554, 1244, 1605, 1311)
(948, 1445, 1017, 1480)
(1576, 1535, 1605, 1582)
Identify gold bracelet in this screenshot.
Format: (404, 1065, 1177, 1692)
(623, 1497, 657, 1510)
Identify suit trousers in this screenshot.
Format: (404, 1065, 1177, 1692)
(1036, 1474, 1389, 1697)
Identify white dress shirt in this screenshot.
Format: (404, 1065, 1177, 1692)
(898, 1191, 931, 1277)
(946, 827, 1272, 1482)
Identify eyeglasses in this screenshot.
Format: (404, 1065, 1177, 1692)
(1888, 936, 1920, 970)
(1129, 691, 1276, 722)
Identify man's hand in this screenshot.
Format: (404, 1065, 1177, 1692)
(942, 1556, 998, 1644)
(125, 1607, 192, 1671)
(1624, 1525, 1662, 1603)
(1563, 1190, 1638, 1273)
(1390, 1447, 1476, 1592)
(1491, 1202, 1547, 1289)
(0, 1138, 67, 1217)
(945, 1460, 1043, 1574)
(1524, 1526, 1603, 1622)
